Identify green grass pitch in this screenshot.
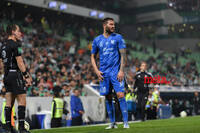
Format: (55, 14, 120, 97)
(31, 116, 200, 133)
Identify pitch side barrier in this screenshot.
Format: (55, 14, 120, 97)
(158, 85, 200, 92)
(0, 96, 106, 129)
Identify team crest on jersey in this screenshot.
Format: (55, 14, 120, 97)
(111, 40, 115, 44)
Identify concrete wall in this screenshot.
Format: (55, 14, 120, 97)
(0, 96, 106, 122)
(136, 9, 183, 25)
(138, 38, 200, 52)
(125, 0, 167, 8)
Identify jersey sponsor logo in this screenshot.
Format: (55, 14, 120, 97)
(99, 41, 103, 47)
(144, 75, 170, 84)
(103, 48, 114, 55)
(103, 48, 107, 52)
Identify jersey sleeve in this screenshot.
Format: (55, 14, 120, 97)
(0, 44, 2, 59)
(118, 35, 126, 49)
(13, 43, 22, 57)
(91, 38, 98, 54)
(0, 48, 2, 59)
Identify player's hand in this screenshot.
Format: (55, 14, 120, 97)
(79, 110, 84, 115)
(117, 70, 124, 82)
(25, 75, 32, 87)
(95, 70, 104, 81)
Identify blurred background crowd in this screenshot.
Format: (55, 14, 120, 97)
(0, 0, 200, 98)
(0, 1, 199, 127)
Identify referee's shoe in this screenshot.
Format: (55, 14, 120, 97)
(4, 128, 17, 133)
(18, 129, 30, 133)
(4, 130, 12, 133)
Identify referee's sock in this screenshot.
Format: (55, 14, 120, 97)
(18, 105, 26, 130)
(118, 97, 128, 123)
(5, 106, 12, 129)
(105, 100, 115, 123)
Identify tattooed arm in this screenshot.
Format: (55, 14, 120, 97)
(0, 59, 3, 74)
(119, 49, 126, 72)
(117, 48, 126, 82)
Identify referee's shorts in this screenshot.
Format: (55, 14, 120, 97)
(3, 69, 26, 95)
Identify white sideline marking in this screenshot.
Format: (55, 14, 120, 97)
(67, 120, 142, 128)
(32, 120, 142, 130)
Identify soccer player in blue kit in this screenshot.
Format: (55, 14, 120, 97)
(91, 18, 129, 129)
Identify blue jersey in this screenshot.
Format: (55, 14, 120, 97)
(91, 33, 126, 76)
(70, 95, 84, 118)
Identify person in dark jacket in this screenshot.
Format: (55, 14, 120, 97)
(194, 91, 200, 115)
(70, 89, 84, 126)
(134, 61, 153, 121)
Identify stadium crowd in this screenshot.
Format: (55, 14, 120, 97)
(0, 4, 200, 98)
(126, 43, 200, 87)
(0, 23, 99, 97)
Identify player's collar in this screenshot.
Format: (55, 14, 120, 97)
(102, 33, 115, 38)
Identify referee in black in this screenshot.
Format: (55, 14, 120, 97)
(0, 24, 32, 133)
(134, 61, 153, 121)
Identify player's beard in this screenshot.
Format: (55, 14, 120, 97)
(106, 27, 114, 35)
(16, 37, 22, 42)
(14, 33, 22, 41)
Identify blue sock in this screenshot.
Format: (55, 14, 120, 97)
(105, 100, 115, 123)
(119, 97, 128, 123)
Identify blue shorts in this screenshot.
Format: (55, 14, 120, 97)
(99, 74, 125, 96)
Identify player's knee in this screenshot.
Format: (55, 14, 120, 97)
(105, 94, 112, 101)
(117, 92, 124, 99)
(6, 103, 12, 107)
(18, 99, 26, 106)
(5, 99, 12, 107)
(17, 95, 26, 106)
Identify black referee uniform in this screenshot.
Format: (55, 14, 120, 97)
(134, 71, 153, 121)
(0, 39, 26, 95)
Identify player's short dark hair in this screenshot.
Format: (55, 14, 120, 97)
(0, 89, 6, 96)
(103, 17, 114, 25)
(74, 89, 79, 92)
(6, 24, 18, 36)
(53, 86, 62, 97)
(140, 61, 147, 66)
